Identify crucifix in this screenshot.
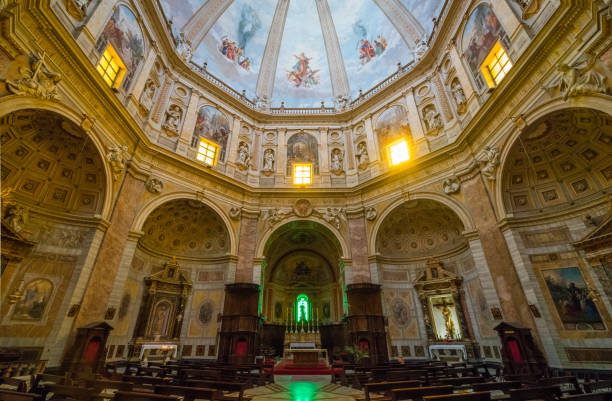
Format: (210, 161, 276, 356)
(432, 298, 456, 339)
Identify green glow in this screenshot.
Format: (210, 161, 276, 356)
(289, 381, 317, 401)
(343, 286, 348, 315)
(296, 294, 309, 322)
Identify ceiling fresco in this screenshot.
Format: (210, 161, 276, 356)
(159, 0, 445, 107)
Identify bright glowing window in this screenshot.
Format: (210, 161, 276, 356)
(387, 139, 410, 166)
(481, 42, 512, 88)
(293, 163, 312, 185)
(96, 45, 126, 89)
(196, 138, 218, 166)
(296, 294, 309, 322)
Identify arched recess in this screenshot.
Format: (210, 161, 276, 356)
(286, 132, 320, 176)
(131, 191, 237, 255)
(256, 215, 349, 260)
(0, 98, 114, 220)
(494, 98, 612, 218)
(369, 192, 475, 256)
(498, 106, 611, 218)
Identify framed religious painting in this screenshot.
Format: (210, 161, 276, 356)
(535, 261, 611, 338)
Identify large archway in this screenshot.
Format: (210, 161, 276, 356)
(260, 220, 345, 357)
(373, 199, 499, 361)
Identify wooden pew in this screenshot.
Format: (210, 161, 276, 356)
(436, 377, 487, 387)
(472, 381, 521, 393)
(423, 392, 491, 401)
(509, 385, 562, 401)
(42, 383, 96, 401)
(32, 373, 71, 392)
(561, 392, 612, 401)
(0, 377, 28, 392)
(185, 379, 248, 401)
(392, 385, 454, 401)
(121, 375, 169, 390)
(112, 390, 180, 400)
(538, 376, 583, 395)
(0, 390, 43, 401)
(584, 380, 612, 393)
(154, 384, 217, 401)
(363, 380, 424, 401)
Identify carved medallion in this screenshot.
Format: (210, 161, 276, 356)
(199, 301, 213, 325)
(391, 298, 410, 327)
(293, 199, 313, 217)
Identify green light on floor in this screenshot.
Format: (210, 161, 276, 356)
(289, 381, 317, 401)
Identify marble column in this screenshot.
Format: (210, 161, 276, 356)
(372, 0, 425, 48)
(346, 208, 371, 283)
(176, 91, 201, 155)
(255, 0, 291, 107)
(319, 128, 330, 184)
(364, 115, 379, 163)
(226, 115, 242, 166)
(431, 70, 454, 123)
(461, 173, 537, 332)
(403, 89, 429, 157)
(315, 0, 351, 101)
(276, 129, 287, 182)
(150, 75, 173, 127)
(74, 171, 147, 328)
(235, 210, 260, 283)
(181, 0, 235, 52)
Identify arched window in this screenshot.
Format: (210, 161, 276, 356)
(296, 294, 310, 322)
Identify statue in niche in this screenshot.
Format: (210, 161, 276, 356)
(556, 54, 610, 100)
(442, 305, 455, 338)
(423, 105, 443, 133)
(63, 0, 90, 21)
(6, 52, 62, 102)
(355, 141, 369, 170)
(236, 141, 250, 170)
(479, 146, 500, 180)
(176, 32, 193, 63)
(139, 79, 157, 114)
(151, 302, 171, 337)
(330, 149, 344, 175)
(450, 79, 467, 114)
(262, 149, 275, 175)
(4, 204, 28, 233)
(162, 105, 182, 136)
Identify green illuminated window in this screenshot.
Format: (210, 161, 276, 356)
(296, 294, 310, 322)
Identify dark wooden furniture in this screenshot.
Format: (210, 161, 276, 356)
(112, 391, 180, 401)
(61, 322, 113, 375)
(0, 390, 43, 401)
(584, 380, 612, 393)
(494, 322, 547, 376)
(538, 376, 583, 395)
(42, 383, 95, 401)
(561, 392, 612, 401)
(154, 384, 217, 401)
(509, 385, 562, 401)
(423, 392, 491, 401)
(363, 380, 423, 401)
(218, 283, 260, 365)
(392, 385, 454, 401)
(472, 381, 521, 393)
(185, 379, 247, 401)
(436, 376, 486, 386)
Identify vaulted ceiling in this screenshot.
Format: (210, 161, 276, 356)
(160, 0, 444, 107)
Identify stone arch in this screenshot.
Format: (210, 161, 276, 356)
(131, 192, 237, 256)
(0, 98, 114, 220)
(370, 192, 475, 256)
(256, 216, 349, 260)
(497, 105, 611, 218)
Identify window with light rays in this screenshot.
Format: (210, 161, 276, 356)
(387, 139, 410, 166)
(96, 45, 126, 89)
(481, 42, 512, 88)
(196, 138, 218, 166)
(293, 163, 312, 185)
(296, 294, 309, 322)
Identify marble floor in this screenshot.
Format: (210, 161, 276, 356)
(246, 375, 362, 401)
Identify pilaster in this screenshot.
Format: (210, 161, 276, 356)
(235, 210, 260, 283)
(150, 75, 173, 129)
(226, 115, 242, 166)
(372, 0, 425, 48)
(431, 70, 453, 123)
(255, 0, 291, 106)
(315, 0, 350, 100)
(176, 91, 201, 155)
(319, 127, 330, 185)
(181, 0, 235, 51)
(346, 208, 371, 283)
(403, 89, 429, 157)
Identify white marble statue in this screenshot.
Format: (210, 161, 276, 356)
(423, 106, 443, 132)
(106, 144, 130, 181)
(163, 105, 182, 134)
(451, 80, 467, 109)
(557, 54, 609, 100)
(480, 146, 500, 181)
(177, 32, 193, 63)
(356, 142, 369, 170)
(262, 149, 275, 173)
(139, 79, 157, 113)
(330, 149, 344, 175)
(442, 176, 461, 194)
(237, 142, 250, 170)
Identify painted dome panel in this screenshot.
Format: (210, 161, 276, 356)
(271, 1, 333, 107)
(193, 0, 277, 97)
(328, 0, 412, 99)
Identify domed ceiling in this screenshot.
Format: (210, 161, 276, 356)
(160, 0, 444, 107)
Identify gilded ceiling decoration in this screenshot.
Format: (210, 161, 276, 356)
(139, 199, 230, 258)
(502, 108, 612, 215)
(376, 200, 466, 258)
(0, 110, 106, 216)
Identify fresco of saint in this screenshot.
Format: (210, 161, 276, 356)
(286, 53, 320, 88)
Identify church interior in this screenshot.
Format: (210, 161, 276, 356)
(0, 0, 611, 400)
